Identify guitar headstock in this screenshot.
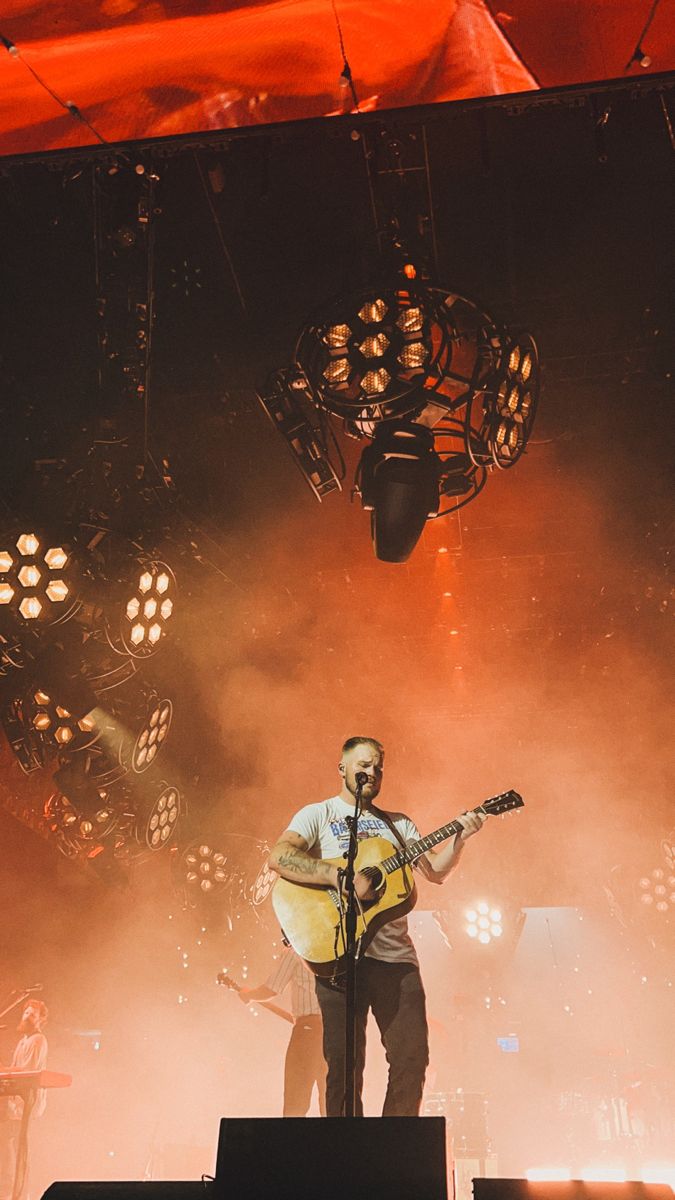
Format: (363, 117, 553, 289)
(216, 972, 236, 990)
(481, 789, 524, 816)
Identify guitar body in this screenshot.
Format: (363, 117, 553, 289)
(272, 836, 417, 978)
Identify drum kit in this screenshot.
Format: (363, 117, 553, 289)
(557, 1057, 675, 1161)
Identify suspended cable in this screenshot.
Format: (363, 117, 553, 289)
(329, 0, 360, 113)
(624, 0, 662, 70)
(193, 151, 248, 316)
(0, 31, 107, 144)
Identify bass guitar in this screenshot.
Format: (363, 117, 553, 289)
(271, 789, 523, 979)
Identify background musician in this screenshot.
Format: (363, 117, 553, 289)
(239, 947, 326, 1116)
(0, 999, 48, 1200)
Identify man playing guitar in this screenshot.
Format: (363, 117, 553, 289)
(268, 735, 486, 1117)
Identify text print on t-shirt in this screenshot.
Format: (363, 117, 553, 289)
(329, 815, 392, 851)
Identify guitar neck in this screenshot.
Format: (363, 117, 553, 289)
(217, 974, 295, 1024)
(381, 805, 487, 874)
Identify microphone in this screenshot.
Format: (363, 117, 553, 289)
(355, 772, 369, 787)
(24, 985, 43, 992)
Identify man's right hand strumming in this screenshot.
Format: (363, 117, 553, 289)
(353, 870, 379, 902)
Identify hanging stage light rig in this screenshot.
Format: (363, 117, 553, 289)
(260, 270, 539, 563)
(258, 125, 540, 562)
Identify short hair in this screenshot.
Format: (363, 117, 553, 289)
(341, 736, 384, 758)
(25, 999, 48, 1027)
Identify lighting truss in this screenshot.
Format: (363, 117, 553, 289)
(261, 277, 540, 560)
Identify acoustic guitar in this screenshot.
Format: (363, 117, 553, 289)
(272, 789, 523, 979)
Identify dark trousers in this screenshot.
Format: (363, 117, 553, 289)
(315, 958, 429, 1117)
(283, 1014, 327, 1117)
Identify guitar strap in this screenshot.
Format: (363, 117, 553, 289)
(370, 804, 410, 857)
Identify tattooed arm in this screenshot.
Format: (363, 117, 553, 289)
(268, 830, 340, 889)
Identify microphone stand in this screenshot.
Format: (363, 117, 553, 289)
(342, 776, 365, 1118)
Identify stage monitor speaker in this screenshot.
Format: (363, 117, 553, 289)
(215, 1116, 447, 1200)
(472, 1182, 673, 1200)
(42, 1184, 212, 1200)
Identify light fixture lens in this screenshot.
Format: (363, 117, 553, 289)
(19, 596, 42, 619)
(0, 583, 14, 604)
(156, 573, 170, 594)
(496, 421, 521, 452)
(139, 571, 153, 593)
(396, 307, 423, 333)
(18, 565, 40, 587)
(46, 579, 69, 602)
(398, 342, 427, 369)
(359, 298, 387, 323)
(130, 623, 145, 644)
(323, 358, 351, 384)
(44, 547, 68, 569)
(362, 368, 390, 395)
(17, 533, 39, 556)
(359, 333, 389, 358)
(0, 551, 13, 571)
(323, 323, 351, 348)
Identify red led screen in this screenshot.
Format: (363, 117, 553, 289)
(0, 0, 673, 156)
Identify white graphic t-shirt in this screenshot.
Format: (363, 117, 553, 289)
(287, 795, 421, 965)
